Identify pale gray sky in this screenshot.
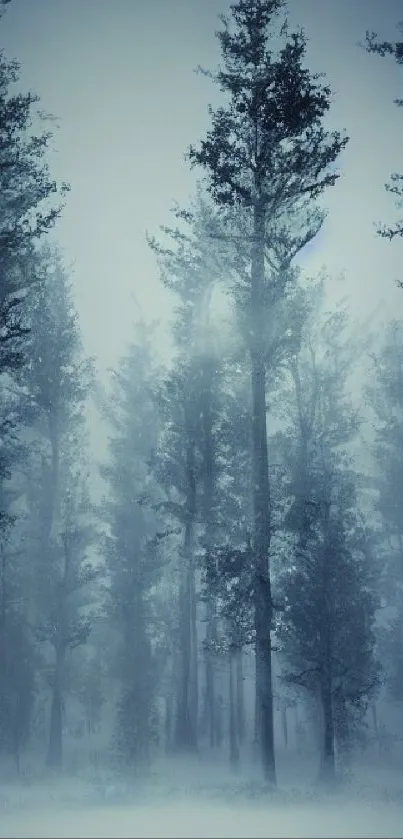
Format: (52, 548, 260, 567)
(2, 0, 403, 374)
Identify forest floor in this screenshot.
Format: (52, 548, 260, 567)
(0, 748, 402, 837)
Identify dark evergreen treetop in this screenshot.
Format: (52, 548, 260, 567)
(0, 8, 68, 375)
(188, 0, 348, 210)
(365, 24, 403, 243)
(366, 24, 403, 67)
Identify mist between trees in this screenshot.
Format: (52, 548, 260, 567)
(1, 0, 403, 805)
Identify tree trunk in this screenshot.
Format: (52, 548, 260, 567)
(312, 692, 323, 753)
(319, 500, 335, 784)
(189, 557, 198, 746)
(250, 199, 276, 784)
(0, 542, 6, 637)
(229, 651, 240, 771)
(165, 690, 173, 755)
(396, 537, 403, 699)
(216, 694, 223, 748)
(13, 731, 21, 776)
(47, 688, 63, 768)
(236, 648, 245, 745)
(201, 355, 217, 749)
(45, 424, 63, 769)
(174, 429, 198, 752)
(47, 672, 63, 769)
(371, 702, 381, 753)
(0, 544, 7, 757)
(205, 607, 216, 747)
(319, 677, 335, 783)
(174, 568, 193, 750)
(282, 707, 288, 748)
(254, 664, 260, 751)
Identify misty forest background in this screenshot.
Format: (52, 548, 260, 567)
(1, 0, 403, 794)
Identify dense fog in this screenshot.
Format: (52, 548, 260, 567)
(0, 1, 403, 836)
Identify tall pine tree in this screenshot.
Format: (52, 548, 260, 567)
(188, 0, 347, 782)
